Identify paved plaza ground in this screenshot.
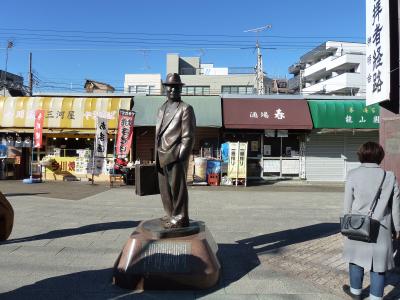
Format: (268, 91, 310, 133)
(1, 180, 400, 299)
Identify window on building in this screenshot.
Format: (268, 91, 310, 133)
(182, 86, 210, 95)
(128, 85, 156, 95)
(221, 85, 253, 94)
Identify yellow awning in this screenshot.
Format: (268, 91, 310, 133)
(0, 96, 132, 129)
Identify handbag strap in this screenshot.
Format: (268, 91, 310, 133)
(368, 171, 386, 216)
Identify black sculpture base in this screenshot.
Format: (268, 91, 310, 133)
(112, 218, 220, 290)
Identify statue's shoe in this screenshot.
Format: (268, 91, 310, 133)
(163, 218, 189, 229)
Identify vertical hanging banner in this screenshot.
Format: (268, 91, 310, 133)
(33, 109, 45, 148)
(90, 117, 108, 176)
(366, 0, 391, 105)
(116, 109, 135, 158)
(94, 117, 108, 158)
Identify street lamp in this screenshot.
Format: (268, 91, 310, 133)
(2, 40, 14, 96)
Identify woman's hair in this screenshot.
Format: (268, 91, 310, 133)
(357, 141, 385, 164)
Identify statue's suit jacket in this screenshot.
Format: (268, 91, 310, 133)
(155, 100, 196, 168)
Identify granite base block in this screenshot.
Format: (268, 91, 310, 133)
(112, 218, 220, 290)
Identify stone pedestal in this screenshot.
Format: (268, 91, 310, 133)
(112, 218, 220, 290)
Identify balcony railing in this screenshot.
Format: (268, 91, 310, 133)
(302, 72, 364, 95)
(180, 67, 255, 75)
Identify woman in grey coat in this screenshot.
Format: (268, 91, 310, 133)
(342, 142, 400, 300)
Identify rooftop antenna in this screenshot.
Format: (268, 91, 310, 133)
(244, 25, 271, 95)
(140, 50, 151, 70)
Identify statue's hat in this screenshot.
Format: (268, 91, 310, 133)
(163, 73, 185, 86)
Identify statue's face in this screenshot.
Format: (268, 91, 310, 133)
(166, 85, 182, 101)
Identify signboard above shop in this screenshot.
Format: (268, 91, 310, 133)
(222, 98, 313, 129)
(308, 100, 380, 129)
(0, 97, 132, 129)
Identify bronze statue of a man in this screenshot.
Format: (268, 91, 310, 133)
(155, 73, 196, 229)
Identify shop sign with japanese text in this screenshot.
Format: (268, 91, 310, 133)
(33, 109, 45, 148)
(116, 109, 135, 158)
(366, 0, 390, 105)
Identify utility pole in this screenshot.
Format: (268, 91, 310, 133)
(244, 25, 272, 95)
(28, 52, 33, 96)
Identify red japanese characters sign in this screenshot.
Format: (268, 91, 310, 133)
(33, 109, 45, 148)
(116, 109, 135, 158)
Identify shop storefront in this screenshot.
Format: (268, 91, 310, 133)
(0, 96, 133, 180)
(305, 100, 380, 181)
(222, 97, 313, 178)
(0, 133, 32, 179)
(134, 95, 222, 160)
(133, 95, 222, 180)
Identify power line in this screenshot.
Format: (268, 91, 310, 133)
(0, 27, 365, 40)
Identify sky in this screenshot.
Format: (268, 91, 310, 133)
(1, 0, 366, 93)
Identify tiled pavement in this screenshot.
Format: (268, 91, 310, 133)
(0, 180, 399, 299)
(260, 231, 400, 299)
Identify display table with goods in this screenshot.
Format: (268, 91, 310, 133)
(39, 148, 119, 181)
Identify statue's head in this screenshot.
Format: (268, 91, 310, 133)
(163, 73, 184, 101)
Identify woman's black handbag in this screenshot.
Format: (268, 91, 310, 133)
(340, 171, 386, 243)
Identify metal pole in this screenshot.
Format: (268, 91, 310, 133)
(30, 134, 34, 179)
(112, 131, 117, 174)
(244, 25, 271, 95)
(2, 46, 8, 96)
(28, 52, 33, 96)
(256, 40, 265, 95)
(236, 141, 239, 186)
(279, 137, 283, 178)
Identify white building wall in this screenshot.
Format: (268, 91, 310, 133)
(181, 74, 256, 95)
(124, 74, 162, 94)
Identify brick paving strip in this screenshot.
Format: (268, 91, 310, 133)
(259, 232, 400, 299)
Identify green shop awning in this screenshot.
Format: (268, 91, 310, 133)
(133, 95, 222, 127)
(308, 100, 380, 129)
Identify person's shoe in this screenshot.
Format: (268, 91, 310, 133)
(342, 285, 362, 300)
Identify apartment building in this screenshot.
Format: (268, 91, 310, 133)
(288, 41, 365, 96)
(123, 53, 283, 95)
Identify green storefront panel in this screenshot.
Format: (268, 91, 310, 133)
(134, 95, 222, 127)
(307, 100, 380, 129)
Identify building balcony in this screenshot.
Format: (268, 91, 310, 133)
(302, 72, 364, 96)
(302, 56, 335, 78)
(325, 54, 363, 72)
